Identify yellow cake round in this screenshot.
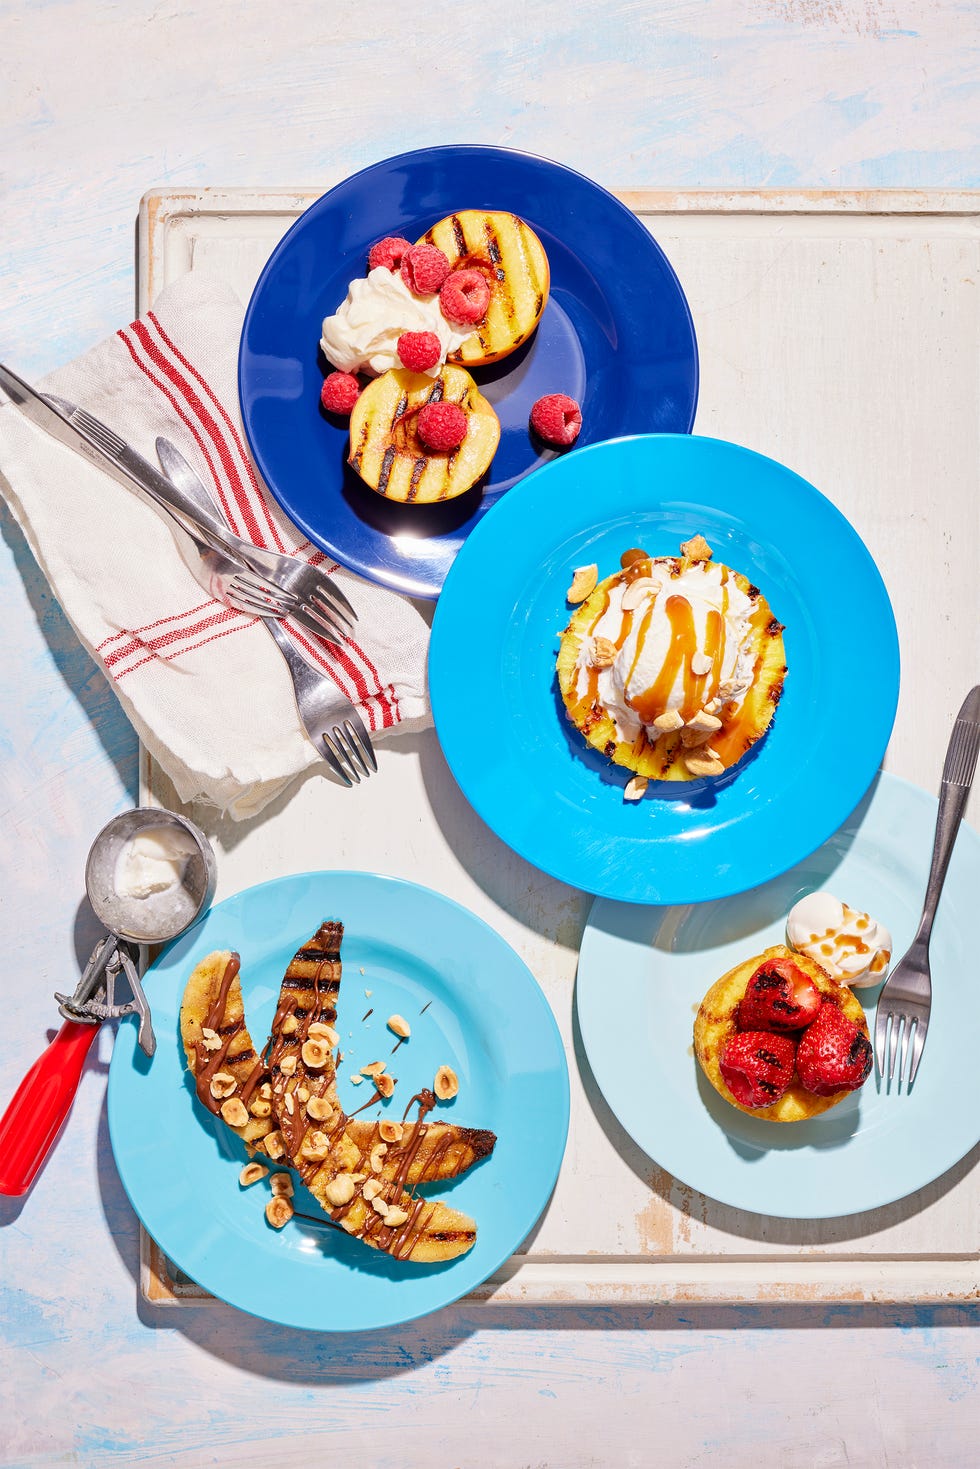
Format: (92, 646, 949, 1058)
(556, 539, 786, 783)
(693, 944, 870, 1122)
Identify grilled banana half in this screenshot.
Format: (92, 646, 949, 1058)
(348, 364, 499, 503)
(417, 210, 550, 367)
(180, 950, 275, 1147)
(268, 921, 495, 1263)
(556, 539, 787, 783)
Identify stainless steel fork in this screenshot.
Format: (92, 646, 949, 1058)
(874, 685, 980, 1088)
(158, 438, 376, 785)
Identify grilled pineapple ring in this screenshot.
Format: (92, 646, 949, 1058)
(348, 364, 499, 504)
(417, 211, 550, 367)
(556, 551, 786, 782)
(694, 945, 870, 1122)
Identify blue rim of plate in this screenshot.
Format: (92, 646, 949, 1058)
(429, 433, 900, 906)
(238, 144, 698, 599)
(107, 871, 569, 1332)
(575, 772, 980, 1219)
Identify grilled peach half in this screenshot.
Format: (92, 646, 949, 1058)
(694, 945, 870, 1123)
(348, 364, 500, 504)
(416, 211, 550, 367)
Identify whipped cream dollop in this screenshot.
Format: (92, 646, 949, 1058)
(320, 267, 473, 377)
(114, 826, 198, 901)
(572, 559, 760, 744)
(786, 892, 892, 987)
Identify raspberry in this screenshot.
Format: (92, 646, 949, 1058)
(400, 244, 451, 296)
(320, 371, 362, 416)
(530, 393, 582, 447)
(795, 1002, 873, 1096)
(397, 331, 442, 373)
(737, 957, 823, 1033)
(368, 236, 412, 273)
(719, 1031, 797, 1110)
(417, 401, 468, 453)
(439, 268, 490, 325)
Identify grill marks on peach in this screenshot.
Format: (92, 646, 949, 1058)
(419, 211, 550, 368)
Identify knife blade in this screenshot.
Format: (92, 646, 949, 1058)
(0, 361, 242, 559)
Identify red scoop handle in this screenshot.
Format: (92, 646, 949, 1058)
(0, 1020, 99, 1196)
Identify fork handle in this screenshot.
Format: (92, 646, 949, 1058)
(916, 686, 980, 949)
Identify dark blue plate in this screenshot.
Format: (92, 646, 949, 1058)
(239, 145, 699, 599)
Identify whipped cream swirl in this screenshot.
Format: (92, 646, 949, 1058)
(320, 267, 473, 378)
(786, 892, 892, 987)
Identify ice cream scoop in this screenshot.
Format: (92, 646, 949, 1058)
(786, 892, 892, 987)
(0, 808, 216, 1195)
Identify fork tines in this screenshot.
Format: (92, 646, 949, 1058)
(875, 1009, 927, 1089)
(321, 720, 377, 787)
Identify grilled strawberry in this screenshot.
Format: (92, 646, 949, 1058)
(719, 1031, 797, 1109)
(737, 956, 823, 1033)
(796, 1001, 873, 1096)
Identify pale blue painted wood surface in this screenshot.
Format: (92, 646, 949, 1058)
(1, 3, 979, 1464)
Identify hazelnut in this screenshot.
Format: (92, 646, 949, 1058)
(238, 1162, 268, 1187)
(265, 1196, 293, 1230)
(209, 1071, 237, 1100)
(301, 1039, 329, 1070)
(249, 1098, 272, 1118)
(434, 1065, 459, 1101)
(264, 1130, 286, 1160)
(270, 1172, 294, 1198)
(281, 1014, 298, 1036)
(200, 1027, 222, 1052)
(385, 1206, 409, 1228)
(308, 1021, 340, 1046)
(258, 1082, 272, 1101)
(283, 1091, 295, 1116)
(379, 1121, 404, 1144)
(360, 1061, 387, 1078)
(362, 1179, 383, 1201)
(369, 1143, 388, 1173)
(279, 1054, 297, 1077)
(387, 1014, 411, 1040)
(375, 1073, 395, 1099)
(220, 1098, 249, 1128)
(324, 1174, 356, 1207)
(301, 1131, 330, 1162)
(306, 1096, 335, 1123)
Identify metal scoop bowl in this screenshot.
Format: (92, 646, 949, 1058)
(0, 807, 216, 1196)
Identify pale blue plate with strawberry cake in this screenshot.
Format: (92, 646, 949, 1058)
(576, 772, 980, 1218)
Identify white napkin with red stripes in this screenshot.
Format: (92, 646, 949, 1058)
(0, 271, 430, 818)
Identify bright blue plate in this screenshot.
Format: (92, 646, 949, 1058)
(576, 773, 980, 1218)
(107, 872, 569, 1331)
(429, 433, 900, 906)
(238, 145, 698, 599)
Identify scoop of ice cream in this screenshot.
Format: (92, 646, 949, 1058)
(114, 827, 198, 901)
(320, 267, 473, 377)
(786, 892, 892, 987)
(571, 559, 759, 745)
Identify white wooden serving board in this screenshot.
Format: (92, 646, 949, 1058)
(137, 187, 980, 1308)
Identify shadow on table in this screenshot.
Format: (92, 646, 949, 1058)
(92, 1093, 978, 1390)
(0, 494, 139, 803)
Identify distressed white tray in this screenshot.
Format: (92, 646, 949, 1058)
(137, 186, 980, 1308)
